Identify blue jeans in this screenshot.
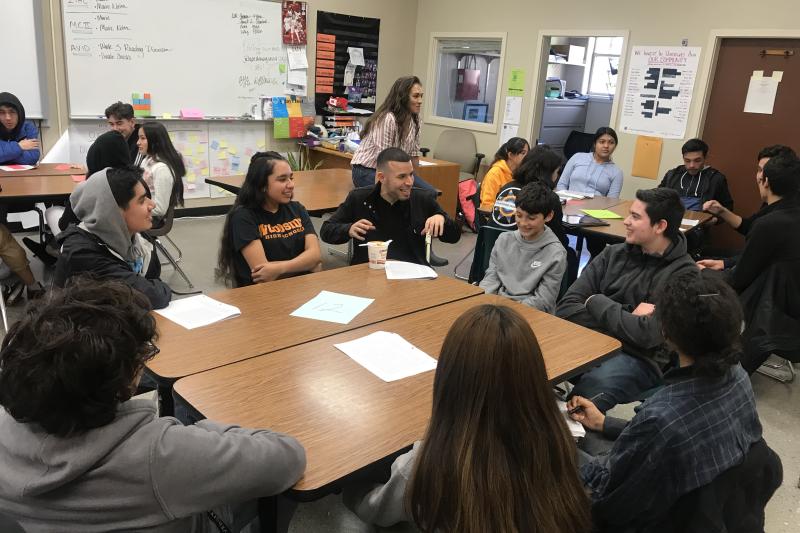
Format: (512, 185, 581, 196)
(567, 352, 663, 413)
(351, 164, 436, 191)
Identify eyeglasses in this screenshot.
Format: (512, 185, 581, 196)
(142, 341, 160, 359)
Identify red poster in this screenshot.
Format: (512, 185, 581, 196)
(289, 117, 306, 138)
(282, 1, 307, 45)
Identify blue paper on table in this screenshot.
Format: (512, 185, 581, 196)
(290, 290, 374, 324)
(272, 97, 289, 118)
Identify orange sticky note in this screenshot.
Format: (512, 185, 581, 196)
(71, 174, 86, 182)
(55, 164, 71, 170)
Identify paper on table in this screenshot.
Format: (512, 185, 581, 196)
(347, 46, 365, 66)
(681, 218, 700, 227)
(155, 295, 241, 330)
(290, 290, 374, 324)
(417, 160, 436, 166)
(334, 331, 437, 382)
(287, 45, 309, 70)
(582, 209, 622, 219)
(557, 400, 587, 439)
(0, 164, 35, 171)
(385, 261, 438, 280)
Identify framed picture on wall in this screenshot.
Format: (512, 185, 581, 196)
(462, 103, 489, 122)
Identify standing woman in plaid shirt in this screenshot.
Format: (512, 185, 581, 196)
(351, 76, 435, 192)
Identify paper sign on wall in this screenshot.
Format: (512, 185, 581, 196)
(744, 70, 782, 115)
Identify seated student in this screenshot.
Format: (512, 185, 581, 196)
(344, 304, 591, 532)
(320, 147, 461, 266)
(136, 121, 186, 224)
(0, 92, 40, 165)
(556, 188, 697, 412)
(0, 278, 306, 532)
(105, 100, 142, 164)
(217, 151, 322, 287)
(697, 152, 800, 292)
(568, 273, 764, 532)
(556, 127, 623, 198)
(478, 137, 529, 210)
(0, 225, 45, 302)
(54, 166, 172, 309)
(658, 138, 733, 212)
(480, 181, 567, 313)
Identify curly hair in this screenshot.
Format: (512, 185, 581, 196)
(0, 277, 158, 437)
(656, 272, 743, 376)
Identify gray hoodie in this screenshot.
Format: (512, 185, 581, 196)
(479, 227, 567, 313)
(0, 399, 306, 532)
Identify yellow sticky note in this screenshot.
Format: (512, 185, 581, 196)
(228, 147, 238, 155)
(162, 113, 173, 119)
(183, 147, 193, 156)
(220, 140, 228, 149)
(187, 174, 196, 183)
(257, 140, 266, 149)
(218, 152, 228, 160)
(189, 134, 198, 143)
(193, 158, 202, 165)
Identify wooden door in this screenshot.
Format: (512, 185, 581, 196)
(702, 38, 800, 249)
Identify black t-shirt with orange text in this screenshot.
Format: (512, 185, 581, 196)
(229, 202, 317, 286)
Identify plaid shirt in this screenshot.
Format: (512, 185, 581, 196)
(351, 112, 420, 169)
(581, 363, 762, 529)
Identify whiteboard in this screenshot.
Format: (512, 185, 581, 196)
(62, 0, 299, 118)
(1, 0, 45, 118)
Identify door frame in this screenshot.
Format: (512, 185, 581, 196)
(695, 29, 800, 138)
(524, 29, 630, 144)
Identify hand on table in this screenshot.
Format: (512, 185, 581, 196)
(348, 219, 375, 241)
(251, 262, 284, 283)
(696, 259, 724, 271)
(632, 302, 655, 316)
(18, 139, 39, 151)
(567, 396, 605, 432)
(422, 214, 445, 237)
(702, 200, 725, 216)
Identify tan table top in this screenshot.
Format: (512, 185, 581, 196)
(0, 162, 85, 178)
(562, 195, 627, 216)
(310, 146, 459, 168)
(173, 293, 620, 493)
(205, 168, 353, 213)
(148, 264, 484, 380)
(0, 174, 82, 200)
(575, 199, 713, 240)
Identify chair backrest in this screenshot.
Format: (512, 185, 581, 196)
(146, 204, 175, 237)
(562, 130, 595, 161)
(468, 226, 509, 284)
(433, 129, 479, 175)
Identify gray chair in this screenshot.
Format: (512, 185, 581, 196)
(146, 205, 194, 289)
(421, 129, 485, 182)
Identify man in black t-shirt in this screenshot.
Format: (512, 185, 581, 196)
(320, 148, 460, 265)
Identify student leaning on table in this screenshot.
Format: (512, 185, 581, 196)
(478, 136, 529, 210)
(0, 278, 306, 532)
(321, 147, 460, 266)
(217, 151, 322, 287)
(343, 304, 591, 532)
(54, 166, 172, 309)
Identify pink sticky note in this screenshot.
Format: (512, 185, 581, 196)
(180, 108, 204, 119)
(71, 174, 86, 183)
(55, 164, 71, 170)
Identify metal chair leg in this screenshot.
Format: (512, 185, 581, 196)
(156, 239, 194, 289)
(163, 235, 183, 262)
(453, 244, 476, 281)
(757, 356, 796, 383)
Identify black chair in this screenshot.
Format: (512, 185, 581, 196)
(146, 205, 194, 289)
(562, 130, 595, 161)
(466, 226, 509, 285)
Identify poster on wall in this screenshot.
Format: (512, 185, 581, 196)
(619, 46, 701, 139)
(282, 2, 307, 45)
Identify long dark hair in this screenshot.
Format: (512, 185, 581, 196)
(141, 121, 186, 207)
(514, 146, 563, 188)
(216, 151, 287, 286)
(361, 76, 421, 147)
(408, 304, 591, 533)
(491, 137, 529, 165)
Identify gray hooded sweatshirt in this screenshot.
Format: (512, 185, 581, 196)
(479, 226, 567, 313)
(0, 399, 306, 532)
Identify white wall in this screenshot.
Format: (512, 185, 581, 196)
(413, 0, 800, 199)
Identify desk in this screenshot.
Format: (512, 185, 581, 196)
(306, 146, 461, 219)
(205, 168, 353, 215)
(575, 200, 713, 241)
(0, 174, 79, 201)
(0, 163, 85, 178)
(148, 264, 483, 381)
(173, 294, 620, 495)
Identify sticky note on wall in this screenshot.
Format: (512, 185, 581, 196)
(287, 101, 302, 117)
(272, 97, 289, 118)
(273, 118, 290, 139)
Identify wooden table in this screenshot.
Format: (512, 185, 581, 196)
(306, 146, 461, 219)
(0, 162, 85, 178)
(173, 294, 620, 496)
(562, 195, 626, 216)
(148, 264, 484, 381)
(0, 174, 81, 201)
(573, 199, 713, 241)
(205, 168, 353, 215)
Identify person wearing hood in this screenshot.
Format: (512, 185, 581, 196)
(556, 188, 697, 412)
(658, 138, 733, 213)
(0, 92, 40, 166)
(0, 278, 306, 532)
(53, 166, 172, 309)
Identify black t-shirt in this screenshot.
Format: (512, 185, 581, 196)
(373, 195, 418, 263)
(229, 201, 316, 286)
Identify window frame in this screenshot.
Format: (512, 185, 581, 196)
(424, 32, 507, 133)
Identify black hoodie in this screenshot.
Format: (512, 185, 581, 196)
(0, 92, 26, 141)
(658, 165, 734, 211)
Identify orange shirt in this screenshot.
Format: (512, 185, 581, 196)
(479, 159, 513, 210)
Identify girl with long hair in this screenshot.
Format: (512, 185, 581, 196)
(346, 304, 591, 533)
(557, 126, 623, 198)
(479, 137, 529, 209)
(216, 151, 322, 287)
(137, 121, 186, 224)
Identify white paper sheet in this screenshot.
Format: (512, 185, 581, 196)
(286, 45, 309, 70)
(503, 96, 522, 125)
(385, 261, 438, 280)
(681, 218, 700, 227)
(287, 68, 307, 87)
(0, 165, 35, 171)
(155, 295, 241, 330)
(343, 63, 356, 86)
(499, 123, 518, 145)
(334, 331, 437, 382)
(347, 47, 365, 66)
(557, 400, 587, 439)
(290, 290, 374, 324)
(744, 75, 779, 114)
(417, 160, 436, 166)
(42, 130, 71, 163)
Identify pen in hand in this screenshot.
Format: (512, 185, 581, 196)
(567, 393, 604, 415)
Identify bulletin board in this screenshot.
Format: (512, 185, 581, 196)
(314, 11, 380, 115)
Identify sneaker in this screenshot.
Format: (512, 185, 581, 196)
(22, 237, 57, 266)
(6, 282, 25, 305)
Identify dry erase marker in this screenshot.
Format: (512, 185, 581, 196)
(425, 233, 431, 263)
